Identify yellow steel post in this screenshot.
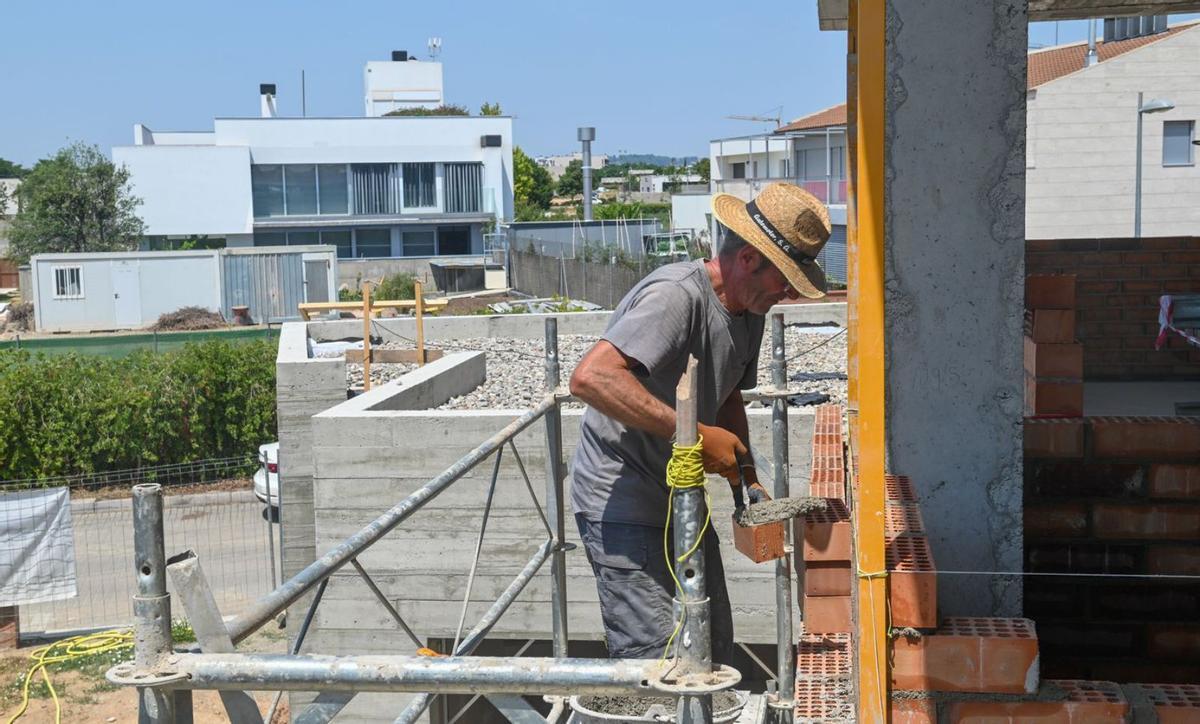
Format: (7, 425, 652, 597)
(852, 0, 889, 721)
(362, 281, 372, 392)
(414, 280, 426, 366)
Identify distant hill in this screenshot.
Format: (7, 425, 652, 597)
(608, 154, 700, 167)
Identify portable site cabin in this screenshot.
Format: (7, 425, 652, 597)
(30, 246, 337, 332)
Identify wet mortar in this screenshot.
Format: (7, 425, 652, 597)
(734, 496, 827, 526)
(578, 691, 741, 718)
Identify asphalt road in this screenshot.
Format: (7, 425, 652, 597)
(20, 489, 278, 635)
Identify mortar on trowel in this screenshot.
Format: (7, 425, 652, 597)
(729, 447, 827, 563)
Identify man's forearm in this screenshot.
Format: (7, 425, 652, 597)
(574, 364, 677, 440)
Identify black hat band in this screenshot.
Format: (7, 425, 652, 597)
(746, 200, 816, 266)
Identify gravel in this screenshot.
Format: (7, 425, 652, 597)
(430, 325, 847, 410)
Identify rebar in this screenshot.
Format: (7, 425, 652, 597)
(544, 317, 570, 658)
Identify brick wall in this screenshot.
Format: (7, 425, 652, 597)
(1026, 237, 1200, 380)
(1024, 416, 1200, 683)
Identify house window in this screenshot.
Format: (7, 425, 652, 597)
(402, 163, 437, 208)
(284, 165, 318, 215)
(355, 228, 392, 257)
(438, 225, 472, 255)
(402, 230, 436, 257)
(444, 163, 483, 213)
(1163, 121, 1195, 166)
(320, 230, 352, 259)
(318, 164, 349, 214)
(53, 266, 83, 299)
(286, 230, 319, 246)
(254, 232, 287, 247)
(252, 165, 285, 218)
(780, 158, 791, 177)
(731, 162, 746, 180)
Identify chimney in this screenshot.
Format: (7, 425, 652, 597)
(391, 50, 409, 62)
(259, 83, 277, 118)
(1086, 18, 1098, 67)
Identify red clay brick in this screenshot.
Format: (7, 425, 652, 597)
(1026, 275, 1077, 309)
(802, 594, 852, 634)
(1146, 545, 1200, 575)
(1140, 683, 1200, 724)
(1024, 419, 1085, 458)
(887, 535, 938, 629)
(944, 680, 1128, 723)
(1090, 417, 1200, 460)
(0, 607, 16, 651)
(731, 514, 787, 563)
(891, 617, 1039, 694)
(1025, 502, 1089, 538)
(1147, 625, 1200, 660)
(1149, 464, 1200, 499)
(1025, 377, 1084, 417)
(1027, 309, 1077, 343)
(1091, 503, 1200, 540)
(797, 498, 852, 562)
(1024, 337, 1084, 378)
(886, 475, 917, 503)
(801, 561, 852, 597)
(886, 503, 925, 536)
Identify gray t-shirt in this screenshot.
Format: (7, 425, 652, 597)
(570, 260, 765, 527)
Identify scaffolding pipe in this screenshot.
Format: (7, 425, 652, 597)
(672, 356, 713, 723)
(767, 314, 796, 723)
(544, 317, 570, 658)
(132, 484, 185, 724)
(224, 395, 557, 644)
(155, 654, 662, 696)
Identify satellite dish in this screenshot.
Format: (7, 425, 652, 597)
(427, 37, 442, 59)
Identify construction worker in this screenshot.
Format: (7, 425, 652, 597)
(568, 182, 832, 665)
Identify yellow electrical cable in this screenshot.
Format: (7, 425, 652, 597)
(660, 437, 711, 662)
(4, 629, 134, 724)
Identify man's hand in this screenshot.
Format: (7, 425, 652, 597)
(747, 482, 771, 504)
(696, 423, 747, 484)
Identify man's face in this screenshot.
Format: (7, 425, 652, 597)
(741, 248, 800, 314)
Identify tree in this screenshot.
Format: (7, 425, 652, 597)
(513, 146, 554, 219)
(479, 101, 503, 116)
(0, 158, 28, 179)
(5, 142, 145, 264)
(556, 159, 583, 198)
(693, 158, 710, 183)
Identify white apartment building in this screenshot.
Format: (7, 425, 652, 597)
(1027, 19, 1200, 239)
(113, 53, 513, 268)
(709, 17, 1200, 240)
(535, 152, 608, 181)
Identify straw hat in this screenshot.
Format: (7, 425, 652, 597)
(712, 182, 832, 299)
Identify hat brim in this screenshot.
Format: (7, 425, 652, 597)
(711, 193, 827, 299)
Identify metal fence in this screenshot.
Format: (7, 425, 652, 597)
(1, 456, 278, 636)
(0, 326, 280, 358)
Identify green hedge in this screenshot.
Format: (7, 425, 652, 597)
(0, 340, 278, 481)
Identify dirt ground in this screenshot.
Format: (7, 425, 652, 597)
(0, 625, 290, 723)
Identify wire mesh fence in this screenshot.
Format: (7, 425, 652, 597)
(0, 456, 279, 636)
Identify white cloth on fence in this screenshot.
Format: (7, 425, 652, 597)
(0, 487, 78, 606)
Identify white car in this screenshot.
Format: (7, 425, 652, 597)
(253, 442, 281, 508)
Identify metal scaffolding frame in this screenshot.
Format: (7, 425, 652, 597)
(108, 315, 802, 724)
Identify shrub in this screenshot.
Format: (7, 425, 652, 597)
(375, 272, 417, 301)
(0, 339, 277, 481)
(5, 302, 33, 332)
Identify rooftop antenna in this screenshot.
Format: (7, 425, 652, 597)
(726, 105, 783, 128)
(427, 37, 442, 59)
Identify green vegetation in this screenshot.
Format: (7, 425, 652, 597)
(0, 157, 28, 179)
(479, 101, 503, 116)
(0, 339, 277, 481)
(513, 146, 555, 221)
(384, 104, 470, 116)
(4, 142, 144, 264)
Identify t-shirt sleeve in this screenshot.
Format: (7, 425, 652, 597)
(602, 280, 694, 377)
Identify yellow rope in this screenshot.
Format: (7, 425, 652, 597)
(4, 629, 134, 724)
(660, 437, 711, 661)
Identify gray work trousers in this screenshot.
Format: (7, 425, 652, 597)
(575, 514, 735, 665)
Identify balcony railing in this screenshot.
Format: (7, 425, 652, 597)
(712, 177, 847, 205)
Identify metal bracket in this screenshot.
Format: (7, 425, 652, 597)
(647, 663, 742, 695)
(107, 661, 188, 688)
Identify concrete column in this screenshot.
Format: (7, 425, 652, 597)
(884, 0, 1027, 616)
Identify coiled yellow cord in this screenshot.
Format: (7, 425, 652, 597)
(4, 629, 134, 724)
(660, 437, 711, 661)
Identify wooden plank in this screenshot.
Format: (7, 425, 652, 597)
(344, 349, 444, 364)
(298, 299, 448, 315)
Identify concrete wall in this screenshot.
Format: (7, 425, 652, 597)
(1027, 24, 1200, 239)
(114, 145, 254, 236)
(884, 0, 1027, 616)
(306, 400, 814, 722)
(670, 193, 712, 236)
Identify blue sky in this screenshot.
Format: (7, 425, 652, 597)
(1, 3, 1195, 167)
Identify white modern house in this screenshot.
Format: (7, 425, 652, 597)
(709, 17, 1200, 241)
(1026, 18, 1200, 239)
(113, 52, 514, 290)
